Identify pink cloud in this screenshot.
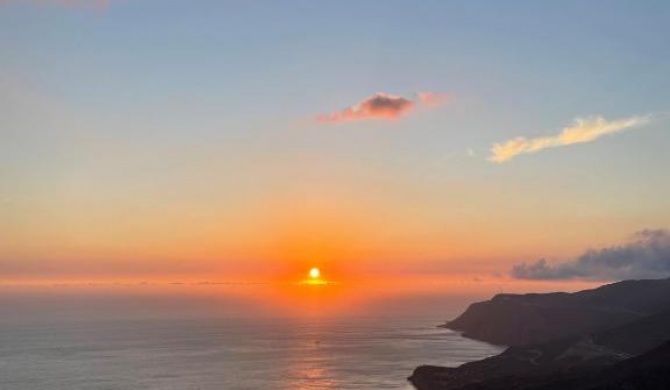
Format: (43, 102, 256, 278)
(316, 91, 448, 124)
(417, 91, 449, 107)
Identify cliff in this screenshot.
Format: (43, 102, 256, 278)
(446, 278, 670, 346)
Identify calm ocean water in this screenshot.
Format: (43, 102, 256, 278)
(0, 289, 503, 389)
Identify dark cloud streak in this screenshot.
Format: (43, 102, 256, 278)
(316, 91, 447, 123)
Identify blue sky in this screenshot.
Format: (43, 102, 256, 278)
(1, 0, 669, 282)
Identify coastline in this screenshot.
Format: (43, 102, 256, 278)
(409, 278, 670, 390)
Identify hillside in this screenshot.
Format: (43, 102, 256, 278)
(445, 278, 670, 346)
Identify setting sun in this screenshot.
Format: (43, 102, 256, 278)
(300, 267, 329, 285)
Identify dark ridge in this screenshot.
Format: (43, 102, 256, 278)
(445, 277, 670, 346)
(413, 341, 670, 390)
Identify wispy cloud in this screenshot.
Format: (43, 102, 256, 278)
(511, 229, 670, 281)
(416, 91, 449, 107)
(316, 91, 448, 123)
(490, 115, 650, 163)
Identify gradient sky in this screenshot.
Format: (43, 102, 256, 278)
(2, 0, 670, 284)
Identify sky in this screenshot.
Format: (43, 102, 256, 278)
(2, 0, 670, 286)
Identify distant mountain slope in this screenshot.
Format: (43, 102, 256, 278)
(446, 277, 670, 346)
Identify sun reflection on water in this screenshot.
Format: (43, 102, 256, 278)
(284, 328, 339, 390)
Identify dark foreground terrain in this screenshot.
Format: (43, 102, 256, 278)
(410, 277, 670, 390)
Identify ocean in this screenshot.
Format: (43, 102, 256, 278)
(0, 287, 503, 389)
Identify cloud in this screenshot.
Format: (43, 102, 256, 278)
(416, 91, 449, 107)
(490, 115, 650, 163)
(511, 229, 670, 281)
(316, 91, 448, 123)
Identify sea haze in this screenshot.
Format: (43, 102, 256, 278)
(0, 286, 503, 390)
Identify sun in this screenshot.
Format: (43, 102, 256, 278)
(299, 267, 330, 285)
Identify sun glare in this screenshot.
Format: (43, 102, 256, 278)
(299, 267, 329, 285)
